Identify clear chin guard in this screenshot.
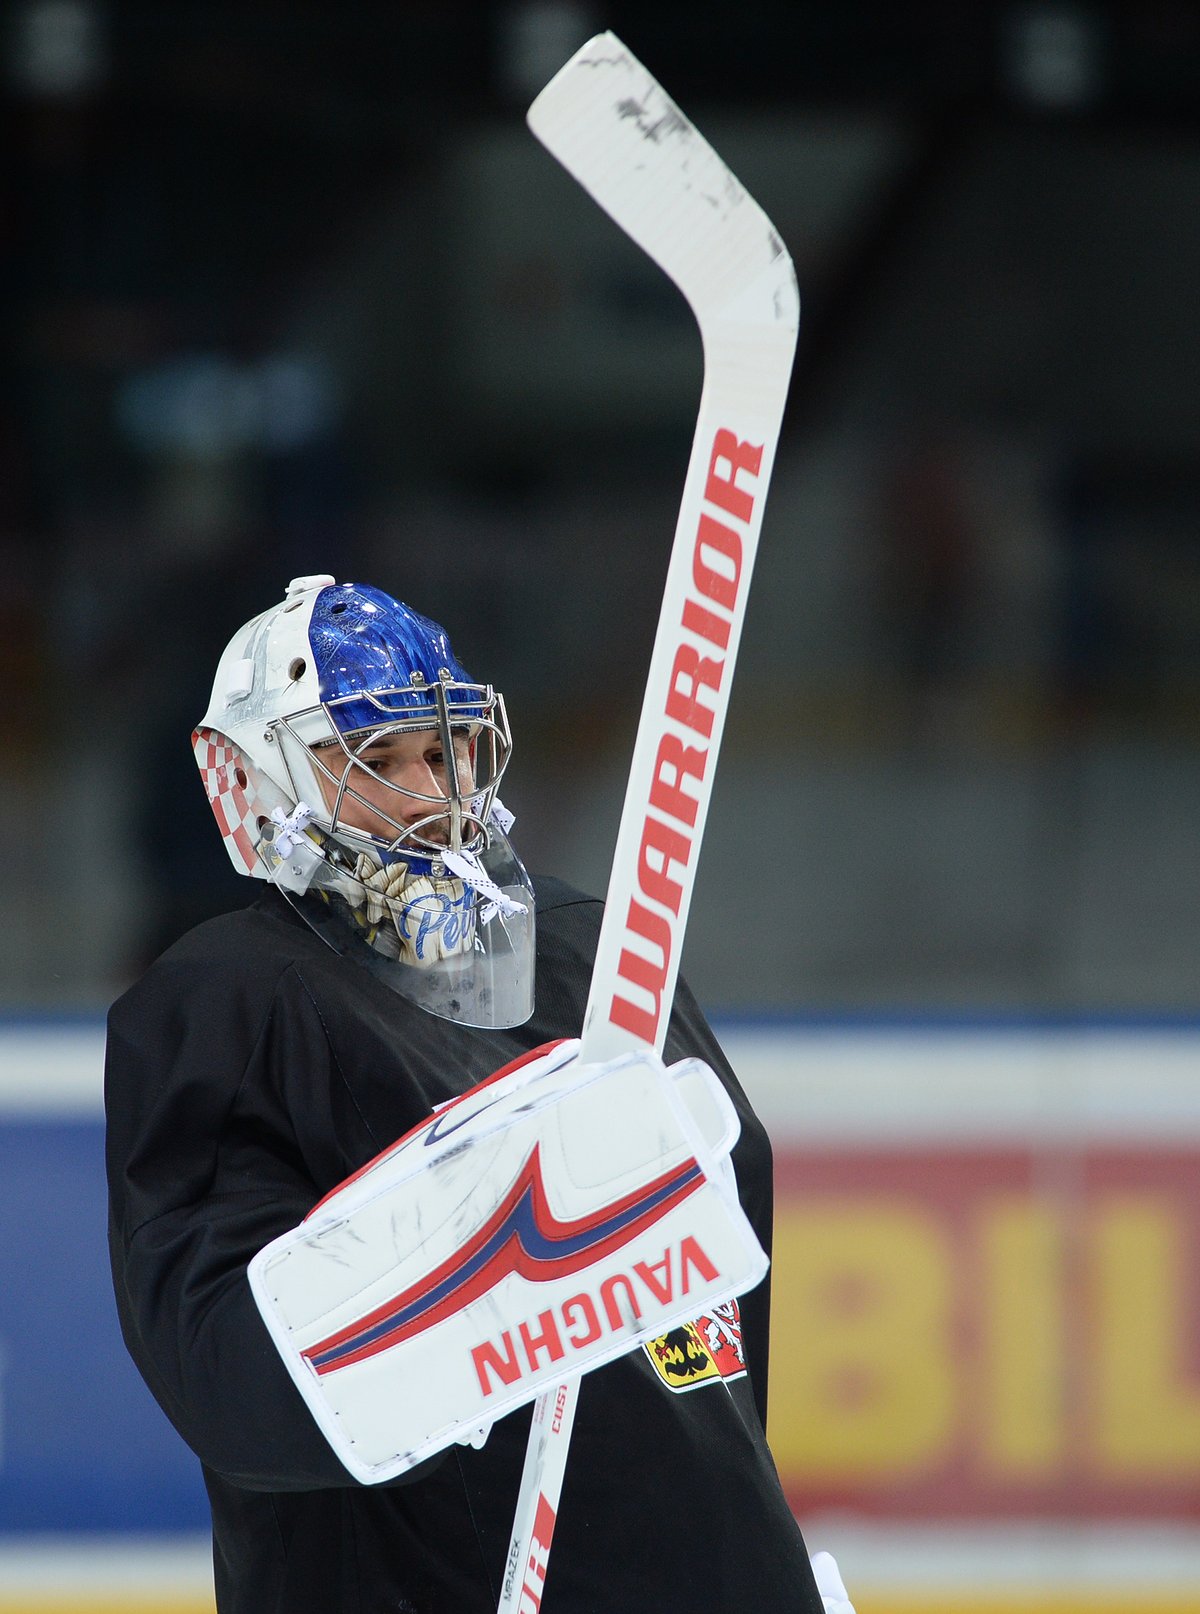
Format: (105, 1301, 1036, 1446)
(255, 813, 535, 1031)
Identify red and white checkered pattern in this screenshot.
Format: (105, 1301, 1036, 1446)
(192, 726, 265, 876)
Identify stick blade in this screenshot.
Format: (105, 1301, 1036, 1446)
(527, 32, 799, 332)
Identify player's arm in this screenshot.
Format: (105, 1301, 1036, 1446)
(105, 957, 444, 1492)
(665, 970, 776, 1424)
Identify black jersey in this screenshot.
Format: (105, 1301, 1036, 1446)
(106, 878, 823, 1614)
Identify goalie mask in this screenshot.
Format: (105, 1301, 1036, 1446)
(193, 573, 535, 1029)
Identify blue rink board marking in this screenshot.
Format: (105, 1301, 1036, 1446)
(0, 1120, 209, 1533)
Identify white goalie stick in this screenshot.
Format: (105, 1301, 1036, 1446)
(498, 32, 799, 1614)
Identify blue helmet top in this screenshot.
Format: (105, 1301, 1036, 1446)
(308, 583, 478, 736)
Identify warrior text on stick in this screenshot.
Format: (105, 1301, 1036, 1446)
(609, 428, 763, 1044)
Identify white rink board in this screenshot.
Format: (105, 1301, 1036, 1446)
(0, 1537, 212, 1595)
(9, 1016, 1200, 1135)
(6, 1016, 1200, 1607)
(0, 1021, 106, 1114)
(718, 1018, 1200, 1144)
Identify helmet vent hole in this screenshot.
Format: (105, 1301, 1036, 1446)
(330, 602, 347, 614)
(235, 767, 248, 790)
(288, 657, 306, 682)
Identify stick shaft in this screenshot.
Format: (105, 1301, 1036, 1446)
(500, 33, 798, 1612)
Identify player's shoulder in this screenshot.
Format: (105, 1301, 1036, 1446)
(530, 874, 606, 961)
(107, 891, 319, 1027)
(152, 890, 316, 972)
(530, 873, 602, 917)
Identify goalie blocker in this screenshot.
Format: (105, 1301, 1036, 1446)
(249, 1039, 766, 1485)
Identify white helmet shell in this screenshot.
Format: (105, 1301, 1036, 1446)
(193, 576, 337, 877)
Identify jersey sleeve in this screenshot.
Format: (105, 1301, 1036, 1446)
(530, 881, 778, 1433)
(665, 971, 776, 1433)
(104, 948, 435, 1492)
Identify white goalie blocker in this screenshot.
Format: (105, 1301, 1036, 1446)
(249, 1041, 766, 1485)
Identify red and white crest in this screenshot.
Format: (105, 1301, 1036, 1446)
(643, 1297, 747, 1394)
(192, 725, 278, 877)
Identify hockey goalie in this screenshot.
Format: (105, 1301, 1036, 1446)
(105, 33, 856, 1614)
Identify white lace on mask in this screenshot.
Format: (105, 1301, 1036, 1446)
(440, 848, 529, 925)
(269, 802, 316, 858)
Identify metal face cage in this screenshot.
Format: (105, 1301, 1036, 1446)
(271, 677, 512, 864)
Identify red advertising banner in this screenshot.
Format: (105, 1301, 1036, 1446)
(769, 1144, 1200, 1522)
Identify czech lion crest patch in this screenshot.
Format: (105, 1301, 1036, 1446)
(643, 1299, 746, 1393)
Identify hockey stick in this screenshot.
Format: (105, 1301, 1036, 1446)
(497, 32, 798, 1613)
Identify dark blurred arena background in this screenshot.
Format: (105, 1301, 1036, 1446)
(4, 0, 1198, 1014)
(3, 3, 1200, 1611)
